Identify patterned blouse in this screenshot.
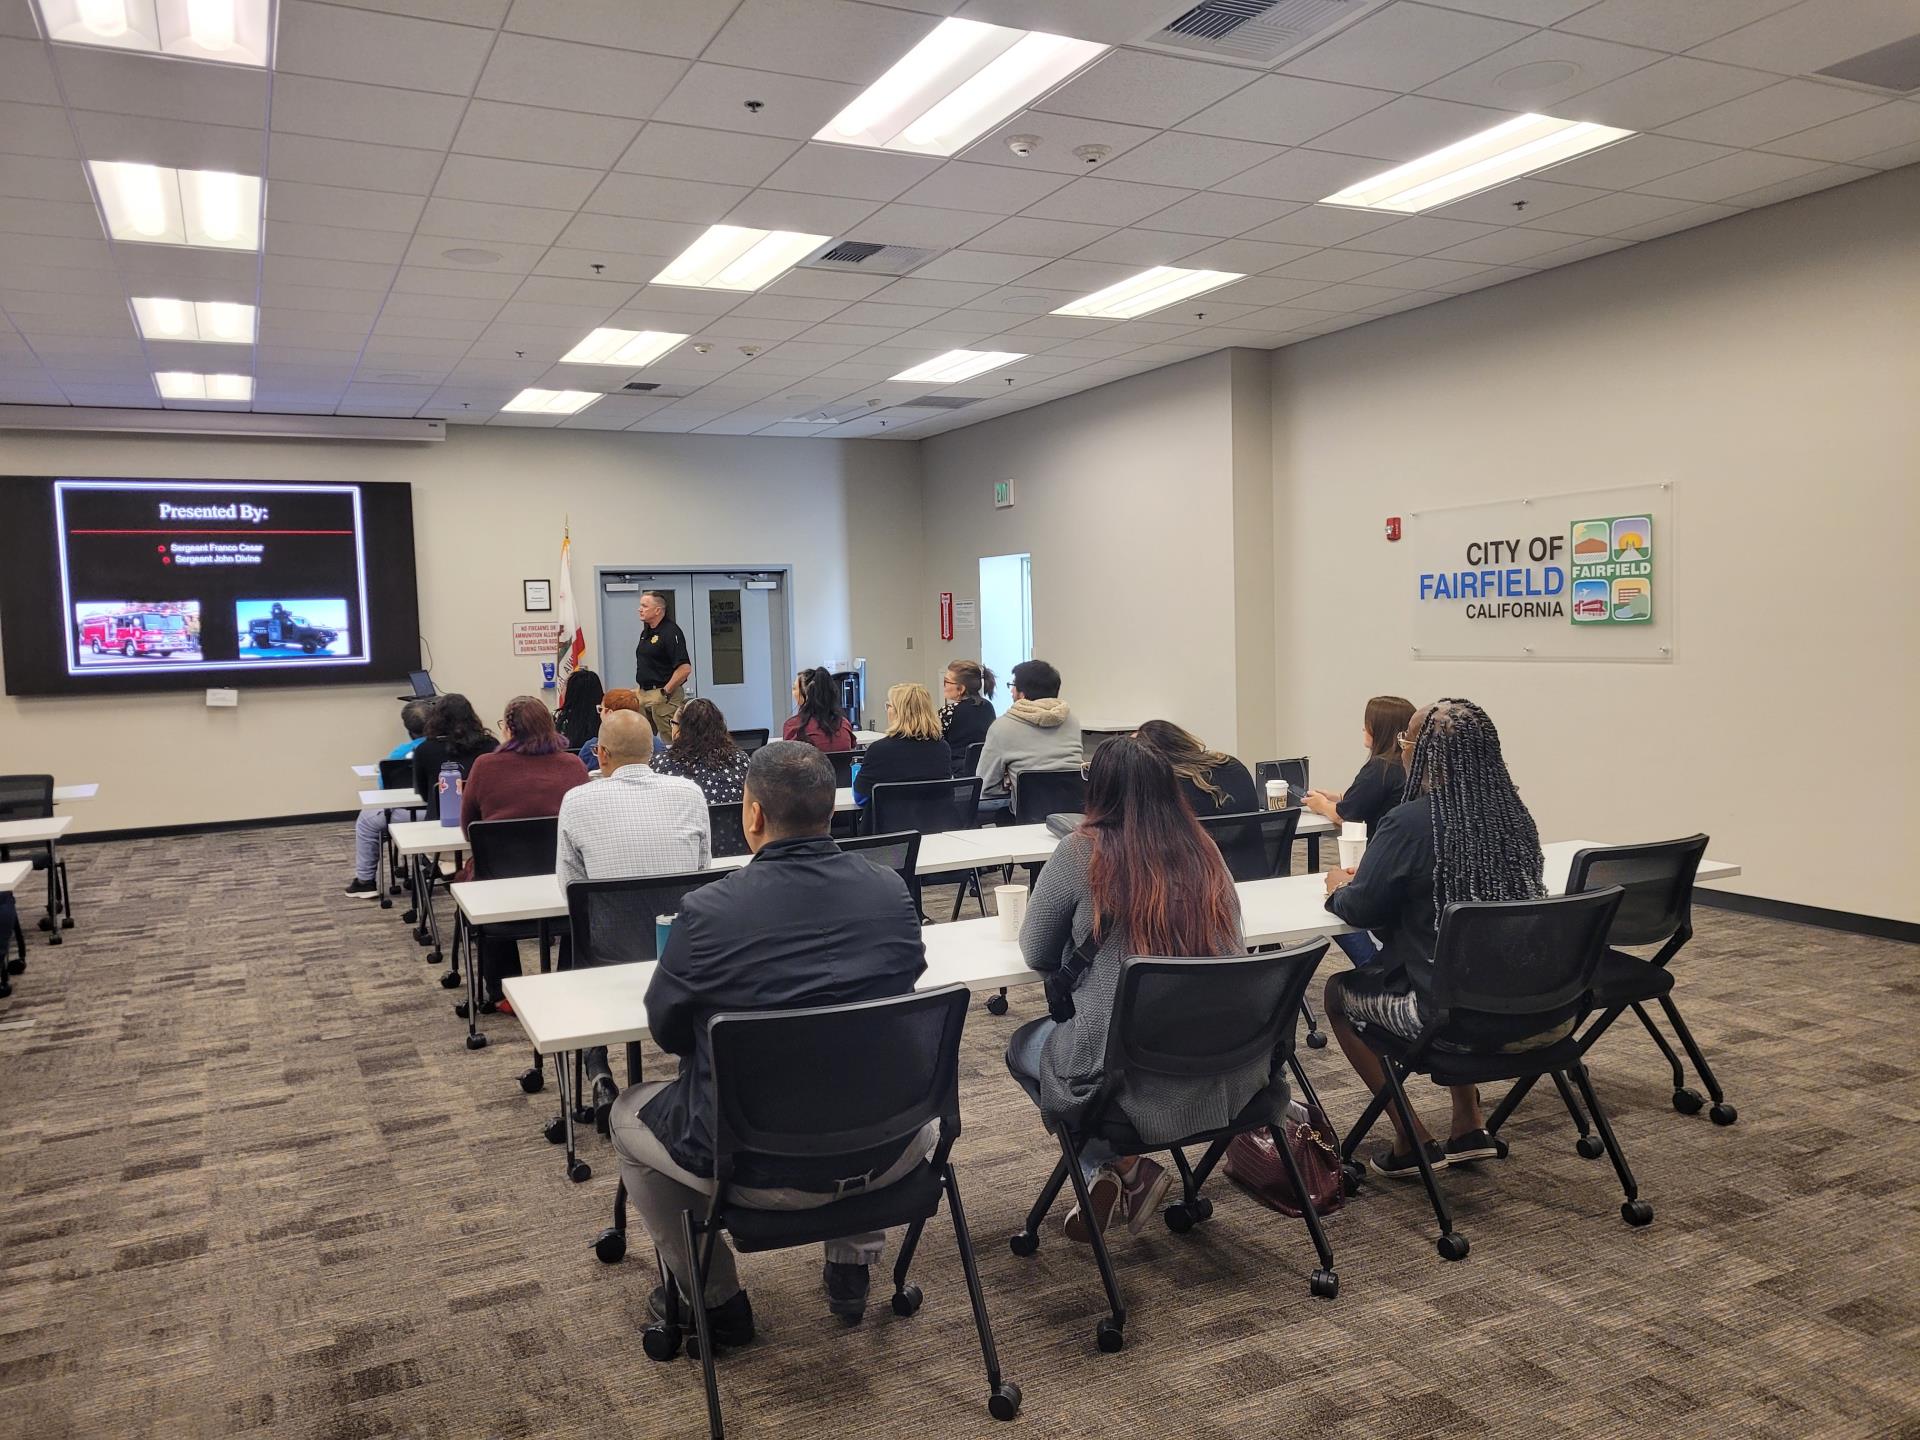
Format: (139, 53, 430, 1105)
(653, 747, 750, 805)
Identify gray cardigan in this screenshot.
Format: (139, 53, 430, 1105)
(1018, 830, 1278, 1141)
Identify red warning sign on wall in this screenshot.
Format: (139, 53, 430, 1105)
(939, 591, 954, 641)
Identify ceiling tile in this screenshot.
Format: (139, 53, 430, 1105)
(418, 197, 575, 244)
(505, 0, 736, 57)
(758, 143, 941, 202)
(1005, 257, 1143, 293)
(703, 0, 940, 84)
(1017, 176, 1189, 227)
(477, 33, 690, 119)
(1285, 281, 1418, 312)
(964, 112, 1165, 175)
(1661, 79, 1884, 148)
(451, 100, 643, 169)
(0, 102, 79, 160)
(1430, 225, 1595, 264)
(1607, 201, 1743, 241)
(1266, 248, 1400, 281)
(1236, 203, 1395, 247)
(724, 188, 880, 233)
(1133, 191, 1300, 237)
(269, 74, 467, 149)
(70, 112, 263, 172)
(381, 290, 506, 322)
(585, 172, 751, 223)
(1200, 275, 1332, 306)
(650, 63, 862, 140)
(1098, 133, 1285, 189)
(1355, 256, 1498, 289)
(857, 277, 1000, 308)
(402, 234, 550, 273)
(1434, 0, 1590, 20)
(435, 153, 604, 209)
(394, 265, 527, 299)
(1216, 148, 1396, 202)
(954, 0, 1176, 44)
(1426, 176, 1612, 224)
(895, 161, 1072, 216)
(905, 250, 1048, 283)
(962, 215, 1115, 257)
(852, 203, 1003, 248)
(1554, 0, 1799, 52)
(0, 156, 93, 204)
(1689, 0, 1920, 75)
(1065, 227, 1216, 265)
(1538, 132, 1737, 188)
(1344, 215, 1504, 254)
(619, 124, 804, 186)
(1280, 3, 1534, 91)
(267, 180, 428, 233)
(55, 46, 268, 127)
(1175, 74, 1397, 147)
(1725, 160, 1872, 206)
(332, 0, 511, 22)
(269, 134, 447, 195)
(1520, 189, 1695, 233)
(1765, 102, 1920, 164)
(556, 212, 705, 257)
(1178, 238, 1318, 273)
(263, 254, 401, 291)
(267, 219, 409, 264)
(1310, 96, 1520, 162)
(1558, 56, 1778, 131)
(0, 38, 60, 107)
(1632, 148, 1829, 201)
(277, 1, 494, 95)
(1419, 31, 1668, 112)
(0, 201, 104, 241)
(117, 246, 257, 287)
(1035, 50, 1253, 129)
(534, 249, 672, 284)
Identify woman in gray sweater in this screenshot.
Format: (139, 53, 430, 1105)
(1005, 736, 1255, 1242)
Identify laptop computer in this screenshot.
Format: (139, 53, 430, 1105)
(397, 669, 435, 701)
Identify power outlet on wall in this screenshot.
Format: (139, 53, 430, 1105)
(206, 688, 238, 707)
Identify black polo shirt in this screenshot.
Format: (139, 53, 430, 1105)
(634, 619, 690, 690)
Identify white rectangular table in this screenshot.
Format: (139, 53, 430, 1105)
(361, 786, 425, 809)
(352, 764, 379, 780)
(52, 784, 97, 803)
(0, 861, 29, 893)
(0, 814, 76, 944)
(390, 819, 468, 960)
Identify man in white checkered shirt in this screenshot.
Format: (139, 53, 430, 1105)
(557, 709, 711, 1121)
(558, 710, 711, 889)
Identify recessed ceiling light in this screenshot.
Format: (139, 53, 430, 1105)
(1051, 267, 1244, 321)
(32, 0, 272, 66)
(154, 370, 251, 401)
(889, 350, 1025, 384)
(89, 162, 260, 249)
(131, 297, 256, 343)
(816, 17, 1108, 157)
(559, 328, 689, 367)
(652, 226, 829, 292)
(502, 388, 601, 415)
(1318, 113, 1635, 214)
(441, 247, 503, 266)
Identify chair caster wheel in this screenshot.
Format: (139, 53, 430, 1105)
(642, 1323, 681, 1362)
(891, 1284, 922, 1318)
(985, 993, 1008, 1016)
(1192, 1196, 1213, 1221)
(1709, 1102, 1737, 1126)
(571, 1106, 594, 1126)
(378, 897, 392, 910)
(1305, 1029, 1328, 1049)
(1164, 1203, 1195, 1234)
(37, 916, 51, 931)
(453, 1000, 470, 1019)
(1437, 1232, 1469, 1261)
(1310, 1269, 1339, 1299)
(1671, 1087, 1703, 1115)
(568, 1159, 592, 1184)
(60, 918, 73, 930)
(439, 970, 460, 989)
(988, 1381, 1022, 1421)
(518, 1068, 544, 1094)
(1575, 1135, 1604, 1160)
(1341, 1161, 1364, 1196)
(414, 930, 432, 946)
(1622, 1199, 1654, 1227)
(544, 1117, 567, 1145)
(1094, 1318, 1125, 1353)
(5, 957, 23, 976)
(593, 1228, 626, 1264)
(47, 933, 61, 946)
(465, 1032, 488, 1051)
(403, 909, 418, 925)
(1008, 1232, 1039, 1258)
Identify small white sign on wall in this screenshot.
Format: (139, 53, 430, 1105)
(955, 599, 977, 629)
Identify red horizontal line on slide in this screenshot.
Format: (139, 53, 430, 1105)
(67, 528, 354, 535)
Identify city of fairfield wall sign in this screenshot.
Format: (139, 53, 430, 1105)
(1407, 484, 1671, 662)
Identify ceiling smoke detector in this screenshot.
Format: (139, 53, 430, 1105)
(1006, 134, 1042, 158)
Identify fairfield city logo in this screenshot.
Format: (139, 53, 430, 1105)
(1569, 515, 1653, 624)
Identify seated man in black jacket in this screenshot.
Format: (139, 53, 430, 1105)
(608, 741, 928, 1344)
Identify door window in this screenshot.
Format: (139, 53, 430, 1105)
(707, 589, 744, 685)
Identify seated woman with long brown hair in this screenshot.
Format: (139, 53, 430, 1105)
(654, 697, 750, 804)
(1132, 719, 1258, 814)
(1006, 736, 1251, 1242)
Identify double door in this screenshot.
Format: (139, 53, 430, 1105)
(597, 570, 785, 734)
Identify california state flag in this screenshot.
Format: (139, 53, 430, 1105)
(555, 527, 586, 690)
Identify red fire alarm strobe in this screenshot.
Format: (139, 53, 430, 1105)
(1385, 517, 1402, 542)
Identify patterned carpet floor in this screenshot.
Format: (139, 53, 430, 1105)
(0, 823, 1916, 1440)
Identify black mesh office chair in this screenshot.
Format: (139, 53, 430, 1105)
(869, 777, 985, 924)
(455, 816, 562, 1051)
(1253, 757, 1315, 872)
(1009, 768, 1086, 826)
(1484, 835, 1734, 1146)
(727, 728, 770, 755)
(1338, 887, 1645, 1262)
(375, 756, 421, 906)
(838, 830, 921, 891)
(0, 774, 69, 947)
(960, 740, 984, 779)
(1008, 940, 1336, 1352)
(827, 747, 866, 788)
(632, 985, 1018, 1436)
(707, 801, 749, 859)
(534, 869, 730, 1184)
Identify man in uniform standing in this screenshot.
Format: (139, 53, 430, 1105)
(634, 590, 692, 739)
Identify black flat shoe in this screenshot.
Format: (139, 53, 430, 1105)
(649, 1286, 755, 1347)
(823, 1261, 869, 1323)
(1367, 1140, 1448, 1179)
(591, 1074, 619, 1136)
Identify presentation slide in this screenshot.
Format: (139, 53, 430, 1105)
(54, 480, 371, 678)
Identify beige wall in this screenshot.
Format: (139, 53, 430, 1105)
(1272, 166, 1919, 922)
(0, 426, 922, 833)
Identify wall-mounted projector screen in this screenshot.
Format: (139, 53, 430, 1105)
(1, 476, 421, 697)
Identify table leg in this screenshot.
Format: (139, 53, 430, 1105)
(45, 840, 62, 946)
(1306, 835, 1321, 873)
(557, 1054, 589, 1183)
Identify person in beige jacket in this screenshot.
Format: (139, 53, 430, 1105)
(976, 658, 1083, 796)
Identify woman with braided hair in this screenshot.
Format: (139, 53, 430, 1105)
(1320, 698, 1555, 1179)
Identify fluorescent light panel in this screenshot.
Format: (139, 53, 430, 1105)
(89, 162, 261, 250)
(154, 371, 251, 401)
(502, 388, 601, 416)
(1319, 113, 1636, 214)
(1052, 267, 1244, 321)
(132, 297, 256, 343)
(889, 350, 1024, 384)
(32, 0, 271, 66)
(652, 226, 828, 292)
(817, 18, 1107, 157)
(559, 328, 688, 367)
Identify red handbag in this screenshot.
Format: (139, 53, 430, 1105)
(1223, 1100, 1345, 1218)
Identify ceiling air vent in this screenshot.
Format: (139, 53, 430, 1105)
(623, 381, 660, 391)
(905, 395, 982, 410)
(798, 239, 943, 276)
(1814, 32, 1920, 94)
(1143, 0, 1388, 67)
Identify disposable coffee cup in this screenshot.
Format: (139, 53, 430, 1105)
(1265, 779, 1287, 811)
(1338, 824, 1367, 871)
(995, 885, 1028, 940)
(654, 913, 676, 955)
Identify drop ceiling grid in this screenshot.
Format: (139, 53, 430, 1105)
(0, 0, 1913, 437)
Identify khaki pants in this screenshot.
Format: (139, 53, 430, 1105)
(637, 687, 685, 740)
(610, 1081, 934, 1306)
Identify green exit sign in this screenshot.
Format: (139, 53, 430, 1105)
(994, 479, 1013, 508)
